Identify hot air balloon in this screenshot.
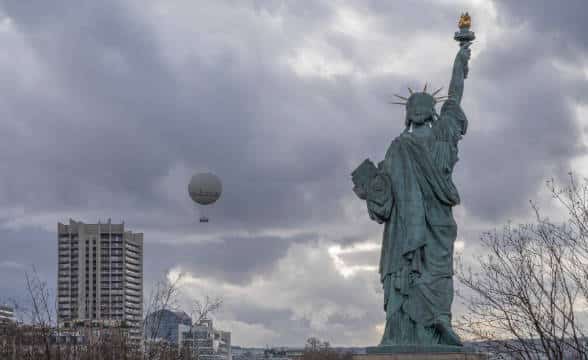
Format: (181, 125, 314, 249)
(188, 172, 222, 222)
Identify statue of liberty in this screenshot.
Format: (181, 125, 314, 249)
(352, 13, 474, 349)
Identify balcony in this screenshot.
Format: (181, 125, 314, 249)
(126, 285, 141, 293)
(126, 256, 140, 265)
(126, 262, 140, 271)
(125, 249, 140, 258)
(126, 281, 141, 289)
(125, 287, 141, 296)
(125, 241, 140, 250)
(125, 303, 141, 312)
(125, 272, 140, 281)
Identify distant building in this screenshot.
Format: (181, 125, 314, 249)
(263, 348, 304, 360)
(0, 305, 14, 323)
(232, 346, 359, 360)
(231, 347, 266, 360)
(57, 219, 143, 341)
(144, 309, 192, 344)
(178, 318, 231, 360)
(216, 330, 232, 360)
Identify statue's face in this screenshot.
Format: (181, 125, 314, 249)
(406, 93, 435, 125)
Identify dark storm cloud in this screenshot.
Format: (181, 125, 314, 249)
(144, 233, 317, 285)
(0, 0, 583, 241)
(0, 227, 56, 308)
(494, 0, 588, 52)
(0, 0, 176, 209)
(0, 0, 361, 234)
(228, 303, 293, 328)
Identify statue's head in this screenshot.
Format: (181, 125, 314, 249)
(390, 85, 447, 128)
(405, 92, 436, 126)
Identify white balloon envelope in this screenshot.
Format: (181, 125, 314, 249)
(188, 172, 222, 205)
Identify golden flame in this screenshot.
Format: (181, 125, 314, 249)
(458, 13, 471, 29)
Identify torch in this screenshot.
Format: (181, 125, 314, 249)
(454, 12, 475, 78)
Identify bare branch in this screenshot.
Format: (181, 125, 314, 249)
(457, 175, 588, 359)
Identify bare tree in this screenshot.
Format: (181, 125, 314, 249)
(456, 174, 588, 360)
(25, 266, 55, 360)
(0, 267, 147, 360)
(2, 268, 226, 360)
(143, 270, 185, 360)
(302, 337, 352, 360)
(191, 296, 222, 325)
(181, 295, 223, 360)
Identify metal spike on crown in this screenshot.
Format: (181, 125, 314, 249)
(388, 84, 449, 105)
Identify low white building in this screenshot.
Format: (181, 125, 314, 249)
(178, 318, 231, 360)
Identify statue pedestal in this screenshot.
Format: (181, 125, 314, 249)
(354, 354, 488, 360)
(352, 346, 489, 360)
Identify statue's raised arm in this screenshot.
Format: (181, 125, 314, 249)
(449, 12, 474, 105)
(447, 45, 471, 105)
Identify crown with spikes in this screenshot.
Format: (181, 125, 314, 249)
(388, 83, 449, 106)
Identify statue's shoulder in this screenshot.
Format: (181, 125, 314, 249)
(440, 98, 465, 117)
(439, 99, 468, 136)
(384, 133, 408, 158)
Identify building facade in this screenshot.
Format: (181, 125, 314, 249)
(57, 219, 143, 340)
(178, 318, 231, 360)
(144, 309, 192, 344)
(0, 305, 14, 324)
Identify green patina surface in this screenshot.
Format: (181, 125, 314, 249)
(352, 16, 474, 351)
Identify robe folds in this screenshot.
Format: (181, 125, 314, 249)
(366, 99, 467, 345)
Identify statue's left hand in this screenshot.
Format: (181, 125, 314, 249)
(366, 172, 393, 223)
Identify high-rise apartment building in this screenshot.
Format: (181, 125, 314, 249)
(57, 219, 143, 340)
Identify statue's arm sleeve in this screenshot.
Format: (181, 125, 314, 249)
(448, 46, 468, 105)
(438, 99, 468, 140)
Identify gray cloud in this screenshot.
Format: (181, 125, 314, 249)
(0, 228, 56, 312)
(145, 233, 317, 285)
(494, 0, 588, 53)
(454, 8, 588, 222)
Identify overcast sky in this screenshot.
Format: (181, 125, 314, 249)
(0, 0, 587, 348)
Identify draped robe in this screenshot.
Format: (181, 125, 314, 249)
(366, 99, 468, 345)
